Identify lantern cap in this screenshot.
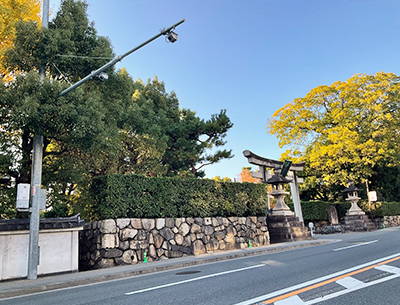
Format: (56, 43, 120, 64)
(341, 181, 361, 193)
(266, 173, 292, 185)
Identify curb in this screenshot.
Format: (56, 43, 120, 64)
(0, 239, 329, 299)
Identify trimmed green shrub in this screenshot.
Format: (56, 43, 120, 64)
(372, 202, 400, 217)
(287, 201, 351, 221)
(87, 174, 269, 220)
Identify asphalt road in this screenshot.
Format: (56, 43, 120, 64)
(1, 227, 399, 305)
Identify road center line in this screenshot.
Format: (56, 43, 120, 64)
(233, 252, 400, 305)
(125, 264, 265, 296)
(333, 240, 378, 251)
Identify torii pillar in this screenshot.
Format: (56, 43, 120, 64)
(243, 150, 305, 223)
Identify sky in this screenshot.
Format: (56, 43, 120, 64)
(48, 0, 400, 180)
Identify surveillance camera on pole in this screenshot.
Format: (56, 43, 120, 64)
(59, 18, 185, 97)
(91, 71, 109, 81)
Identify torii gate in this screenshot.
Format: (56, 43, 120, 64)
(243, 150, 305, 223)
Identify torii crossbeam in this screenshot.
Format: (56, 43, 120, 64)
(243, 150, 305, 222)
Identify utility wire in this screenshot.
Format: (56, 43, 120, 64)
(56, 54, 114, 60)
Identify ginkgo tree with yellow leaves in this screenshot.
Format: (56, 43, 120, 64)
(0, 0, 41, 81)
(267, 72, 400, 201)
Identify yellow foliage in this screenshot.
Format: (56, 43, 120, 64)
(267, 72, 400, 185)
(0, 0, 41, 81)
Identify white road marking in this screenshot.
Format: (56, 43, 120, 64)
(233, 252, 400, 305)
(375, 264, 400, 274)
(333, 240, 378, 251)
(275, 295, 305, 304)
(125, 264, 265, 295)
(305, 273, 400, 304)
(336, 276, 364, 289)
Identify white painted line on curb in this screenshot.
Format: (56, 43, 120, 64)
(125, 264, 265, 296)
(333, 240, 378, 251)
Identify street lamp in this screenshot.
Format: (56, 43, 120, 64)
(59, 19, 185, 97)
(27, 6, 185, 279)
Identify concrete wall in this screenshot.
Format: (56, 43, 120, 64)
(0, 228, 82, 281)
(80, 216, 269, 270)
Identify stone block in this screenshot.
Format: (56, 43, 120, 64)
(116, 218, 131, 229)
(96, 258, 114, 269)
(149, 244, 157, 258)
(165, 218, 175, 228)
(179, 222, 190, 236)
(101, 248, 123, 258)
(186, 217, 194, 225)
(90, 250, 101, 262)
(156, 218, 165, 230)
(222, 218, 230, 226)
(212, 217, 220, 227)
(99, 220, 116, 233)
(120, 228, 138, 241)
(192, 240, 205, 255)
(214, 231, 225, 241)
(131, 219, 142, 229)
(203, 226, 214, 236)
(142, 219, 155, 231)
(160, 227, 175, 240)
(153, 234, 164, 248)
(204, 217, 212, 225)
(175, 218, 185, 228)
(137, 230, 147, 240)
(130, 240, 149, 250)
(101, 234, 116, 249)
(157, 248, 165, 257)
(119, 240, 130, 250)
(202, 235, 210, 244)
(194, 217, 203, 225)
(191, 223, 202, 234)
(175, 234, 184, 245)
(122, 250, 137, 264)
(226, 225, 237, 236)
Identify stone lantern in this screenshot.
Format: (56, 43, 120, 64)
(341, 181, 364, 216)
(267, 172, 294, 216)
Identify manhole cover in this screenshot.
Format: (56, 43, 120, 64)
(175, 270, 201, 275)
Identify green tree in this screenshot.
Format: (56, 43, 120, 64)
(0, 0, 233, 218)
(267, 72, 400, 200)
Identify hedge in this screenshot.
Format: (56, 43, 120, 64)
(288, 200, 400, 222)
(287, 201, 350, 222)
(87, 174, 269, 220)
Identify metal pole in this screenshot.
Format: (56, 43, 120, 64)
(27, 0, 49, 280)
(59, 18, 185, 97)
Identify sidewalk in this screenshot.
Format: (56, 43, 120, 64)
(0, 238, 330, 300)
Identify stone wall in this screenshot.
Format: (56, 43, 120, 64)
(373, 216, 400, 228)
(80, 216, 269, 270)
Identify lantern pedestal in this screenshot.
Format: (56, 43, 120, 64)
(346, 195, 365, 216)
(267, 215, 312, 243)
(267, 174, 312, 243)
(340, 182, 376, 232)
